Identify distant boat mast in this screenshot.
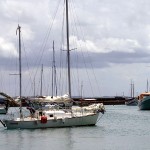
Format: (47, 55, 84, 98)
(52, 41, 57, 98)
(40, 64, 43, 96)
(147, 79, 149, 92)
(16, 24, 22, 118)
(130, 80, 134, 98)
(66, 0, 71, 98)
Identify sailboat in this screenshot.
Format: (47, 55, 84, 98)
(138, 80, 150, 110)
(125, 81, 138, 106)
(0, 0, 105, 129)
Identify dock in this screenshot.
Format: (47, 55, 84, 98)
(73, 96, 127, 106)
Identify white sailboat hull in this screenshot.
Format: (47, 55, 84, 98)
(3, 113, 100, 129)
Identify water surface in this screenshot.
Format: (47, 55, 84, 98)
(0, 105, 149, 150)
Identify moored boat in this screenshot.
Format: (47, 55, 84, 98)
(1, 103, 105, 129)
(138, 92, 150, 110)
(125, 98, 138, 106)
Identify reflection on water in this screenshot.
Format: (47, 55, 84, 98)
(0, 105, 150, 150)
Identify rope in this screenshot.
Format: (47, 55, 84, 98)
(96, 113, 104, 123)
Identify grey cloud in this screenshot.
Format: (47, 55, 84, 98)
(1, 0, 150, 96)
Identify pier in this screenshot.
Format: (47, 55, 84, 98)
(73, 96, 127, 106)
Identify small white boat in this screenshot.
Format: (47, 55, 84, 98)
(1, 103, 105, 129)
(0, 0, 105, 129)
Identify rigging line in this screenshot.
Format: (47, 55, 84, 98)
(58, 1, 66, 95)
(13, 37, 19, 97)
(27, 0, 62, 95)
(69, 0, 81, 96)
(70, 0, 79, 37)
(88, 57, 101, 96)
(81, 39, 101, 96)
(69, 1, 95, 97)
(32, 0, 62, 77)
(41, 69, 47, 96)
(70, 1, 81, 39)
(9, 36, 19, 97)
(6, 34, 18, 96)
(21, 35, 34, 96)
(61, 1, 66, 93)
(72, 0, 100, 97)
(36, 75, 41, 96)
(82, 52, 95, 97)
(66, 0, 82, 96)
(96, 114, 104, 123)
(73, 1, 101, 96)
(49, 1, 65, 94)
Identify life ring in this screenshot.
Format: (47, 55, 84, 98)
(41, 116, 47, 123)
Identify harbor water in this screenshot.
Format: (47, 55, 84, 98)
(0, 105, 150, 150)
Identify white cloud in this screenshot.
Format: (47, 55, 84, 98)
(98, 38, 141, 53)
(69, 36, 99, 52)
(69, 36, 141, 53)
(21, 24, 34, 41)
(0, 37, 18, 58)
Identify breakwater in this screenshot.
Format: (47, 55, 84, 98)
(73, 96, 127, 105)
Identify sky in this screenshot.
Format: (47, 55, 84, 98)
(0, 0, 150, 97)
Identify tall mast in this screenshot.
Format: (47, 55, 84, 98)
(132, 82, 134, 98)
(147, 79, 149, 92)
(130, 80, 133, 98)
(16, 25, 22, 117)
(52, 41, 54, 98)
(40, 64, 43, 96)
(66, 0, 71, 97)
(52, 41, 57, 97)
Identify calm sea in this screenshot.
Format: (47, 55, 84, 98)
(0, 105, 150, 150)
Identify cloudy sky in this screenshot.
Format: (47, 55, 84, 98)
(0, 0, 150, 97)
